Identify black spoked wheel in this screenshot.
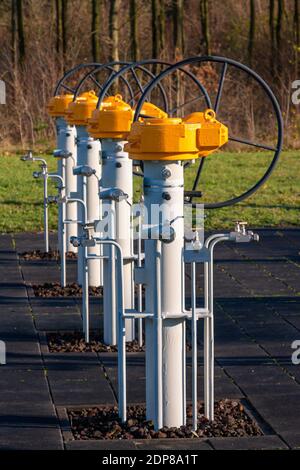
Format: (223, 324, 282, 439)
(133, 56, 283, 209)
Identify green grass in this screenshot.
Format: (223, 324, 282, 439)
(0, 150, 299, 233)
(0, 154, 58, 233)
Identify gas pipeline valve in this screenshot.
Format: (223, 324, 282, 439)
(125, 108, 228, 161)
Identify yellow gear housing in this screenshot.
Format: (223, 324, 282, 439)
(47, 94, 74, 118)
(87, 94, 168, 139)
(65, 91, 98, 126)
(125, 109, 228, 161)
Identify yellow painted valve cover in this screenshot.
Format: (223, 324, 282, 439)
(88, 94, 134, 139)
(125, 109, 228, 161)
(47, 94, 74, 118)
(87, 95, 168, 139)
(65, 91, 98, 126)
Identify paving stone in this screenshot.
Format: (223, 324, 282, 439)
(248, 394, 300, 434)
(0, 426, 63, 450)
(34, 312, 83, 331)
(279, 432, 300, 449)
(44, 352, 101, 369)
(134, 439, 213, 450)
(224, 364, 300, 396)
(0, 402, 58, 428)
(65, 439, 136, 450)
(4, 341, 43, 369)
(47, 367, 116, 405)
(209, 435, 288, 450)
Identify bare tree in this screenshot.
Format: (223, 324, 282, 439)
(200, 0, 210, 55)
(62, 0, 68, 64)
(152, 0, 159, 58)
(294, 0, 299, 73)
(276, 0, 283, 74)
(92, 0, 101, 62)
(248, 0, 255, 67)
(152, 0, 165, 59)
(55, 0, 68, 69)
(130, 0, 139, 61)
(11, 0, 17, 68)
(173, 0, 184, 58)
(269, 0, 275, 74)
(16, 0, 25, 63)
(109, 0, 120, 62)
(55, 0, 62, 54)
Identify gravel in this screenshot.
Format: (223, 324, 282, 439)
(32, 282, 102, 297)
(20, 250, 77, 260)
(69, 401, 262, 440)
(47, 331, 145, 353)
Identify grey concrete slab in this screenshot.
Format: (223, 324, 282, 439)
(209, 435, 288, 450)
(0, 426, 63, 450)
(47, 368, 116, 406)
(0, 403, 58, 428)
(248, 393, 300, 434)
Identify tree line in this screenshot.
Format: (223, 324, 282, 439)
(0, 0, 299, 147)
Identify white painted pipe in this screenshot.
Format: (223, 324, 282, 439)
(75, 125, 102, 287)
(55, 118, 78, 253)
(101, 139, 135, 345)
(55, 118, 66, 258)
(143, 160, 185, 429)
(43, 170, 49, 253)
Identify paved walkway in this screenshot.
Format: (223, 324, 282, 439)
(0, 229, 300, 449)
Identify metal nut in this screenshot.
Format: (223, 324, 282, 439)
(161, 166, 171, 179)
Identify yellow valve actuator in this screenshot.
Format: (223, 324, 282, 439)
(125, 109, 228, 161)
(47, 94, 74, 118)
(65, 91, 98, 126)
(87, 94, 168, 139)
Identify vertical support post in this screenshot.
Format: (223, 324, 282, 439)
(101, 139, 135, 344)
(153, 240, 163, 430)
(64, 124, 78, 253)
(55, 117, 66, 259)
(86, 136, 102, 287)
(191, 261, 197, 430)
(208, 246, 214, 421)
(204, 257, 209, 419)
(137, 208, 143, 347)
(60, 186, 66, 288)
(76, 126, 102, 287)
(43, 170, 49, 253)
(82, 242, 89, 343)
(144, 161, 185, 429)
(115, 241, 127, 423)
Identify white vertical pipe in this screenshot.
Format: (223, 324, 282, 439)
(83, 243, 90, 343)
(101, 139, 135, 344)
(43, 172, 49, 253)
(60, 160, 66, 287)
(204, 254, 209, 418)
(154, 240, 163, 430)
(76, 126, 102, 287)
(191, 262, 197, 430)
(55, 118, 66, 259)
(86, 137, 102, 287)
(64, 124, 77, 253)
(137, 210, 143, 347)
(143, 161, 185, 429)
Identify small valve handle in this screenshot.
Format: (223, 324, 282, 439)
(235, 221, 248, 234)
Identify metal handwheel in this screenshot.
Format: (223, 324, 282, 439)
(133, 56, 284, 208)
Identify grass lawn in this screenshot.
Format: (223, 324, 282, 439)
(0, 150, 298, 233)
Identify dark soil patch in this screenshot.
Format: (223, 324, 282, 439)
(68, 400, 262, 440)
(47, 331, 145, 353)
(32, 282, 102, 297)
(20, 250, 77, 260)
